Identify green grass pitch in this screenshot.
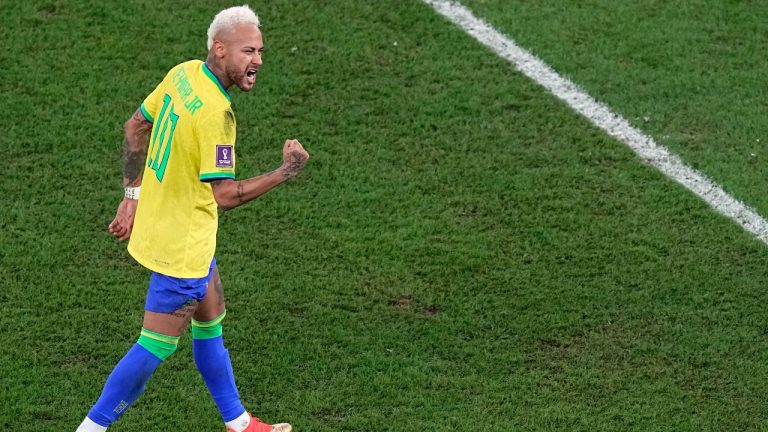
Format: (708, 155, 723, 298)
(3, 1, 768, 430)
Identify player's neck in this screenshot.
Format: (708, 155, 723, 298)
(204, 56, 233, 89)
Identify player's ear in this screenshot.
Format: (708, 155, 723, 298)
(212, 39, 226, 58)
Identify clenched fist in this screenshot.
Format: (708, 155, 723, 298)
(281, 139, 309, 178)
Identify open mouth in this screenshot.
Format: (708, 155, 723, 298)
(243, 68, 258, 87)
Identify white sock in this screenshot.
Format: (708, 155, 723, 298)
(225, 411, 252, 432)
(76, 417, 108, 432)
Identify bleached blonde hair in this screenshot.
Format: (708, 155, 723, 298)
(207, 5, 260, 50)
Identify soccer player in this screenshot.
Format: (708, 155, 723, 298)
(76, 5, 307, 432)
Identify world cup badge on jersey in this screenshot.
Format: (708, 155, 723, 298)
(216, 145, 234, 168)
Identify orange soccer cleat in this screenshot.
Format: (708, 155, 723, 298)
(228, 414, 292, 432)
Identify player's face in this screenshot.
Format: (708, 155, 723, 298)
(224, 24, 263, 92)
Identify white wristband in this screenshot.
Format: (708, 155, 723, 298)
(124, 186, 140, 200)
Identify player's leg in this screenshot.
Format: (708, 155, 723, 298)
(192, 265, 247, 428)
(76, 266, 211, 432)
(192, 265, 291, 432)
(194, 264, 226, 321)
(76, 305, 197, 431)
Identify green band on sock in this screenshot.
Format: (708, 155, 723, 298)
(137, 329, 179, 360)
(191, 311, 226, 340)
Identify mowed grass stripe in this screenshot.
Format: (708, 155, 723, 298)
(458, 0, 768, 219)
(3, 1, 768, 431)
(423, 0, 768, 245)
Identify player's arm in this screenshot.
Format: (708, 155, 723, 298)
(210, 139, 308, 211)
(122, 109, 153, 187)
(108, 108, 153, 241)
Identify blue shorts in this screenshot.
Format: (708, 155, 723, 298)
(145, 258, 217, 313)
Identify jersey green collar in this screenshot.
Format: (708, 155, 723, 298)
(202, 62, 231, 101)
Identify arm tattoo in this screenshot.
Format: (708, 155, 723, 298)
(236, 181, 245, 203)
(211, 180, 239, 209)
(123, 139, 146, 186)
(122, 109, 152, 187)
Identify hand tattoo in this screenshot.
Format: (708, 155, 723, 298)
(282, 151, 307, 179)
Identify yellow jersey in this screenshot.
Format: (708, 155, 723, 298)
(128, 60, 236, 278)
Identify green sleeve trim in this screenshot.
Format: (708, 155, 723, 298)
(140, 102, 154, 123)
(200, 172, 236, 181)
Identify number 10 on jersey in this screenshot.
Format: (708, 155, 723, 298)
(147, 94, 179, 182)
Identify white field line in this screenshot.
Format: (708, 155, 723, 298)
(422, 0, 768, 244)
